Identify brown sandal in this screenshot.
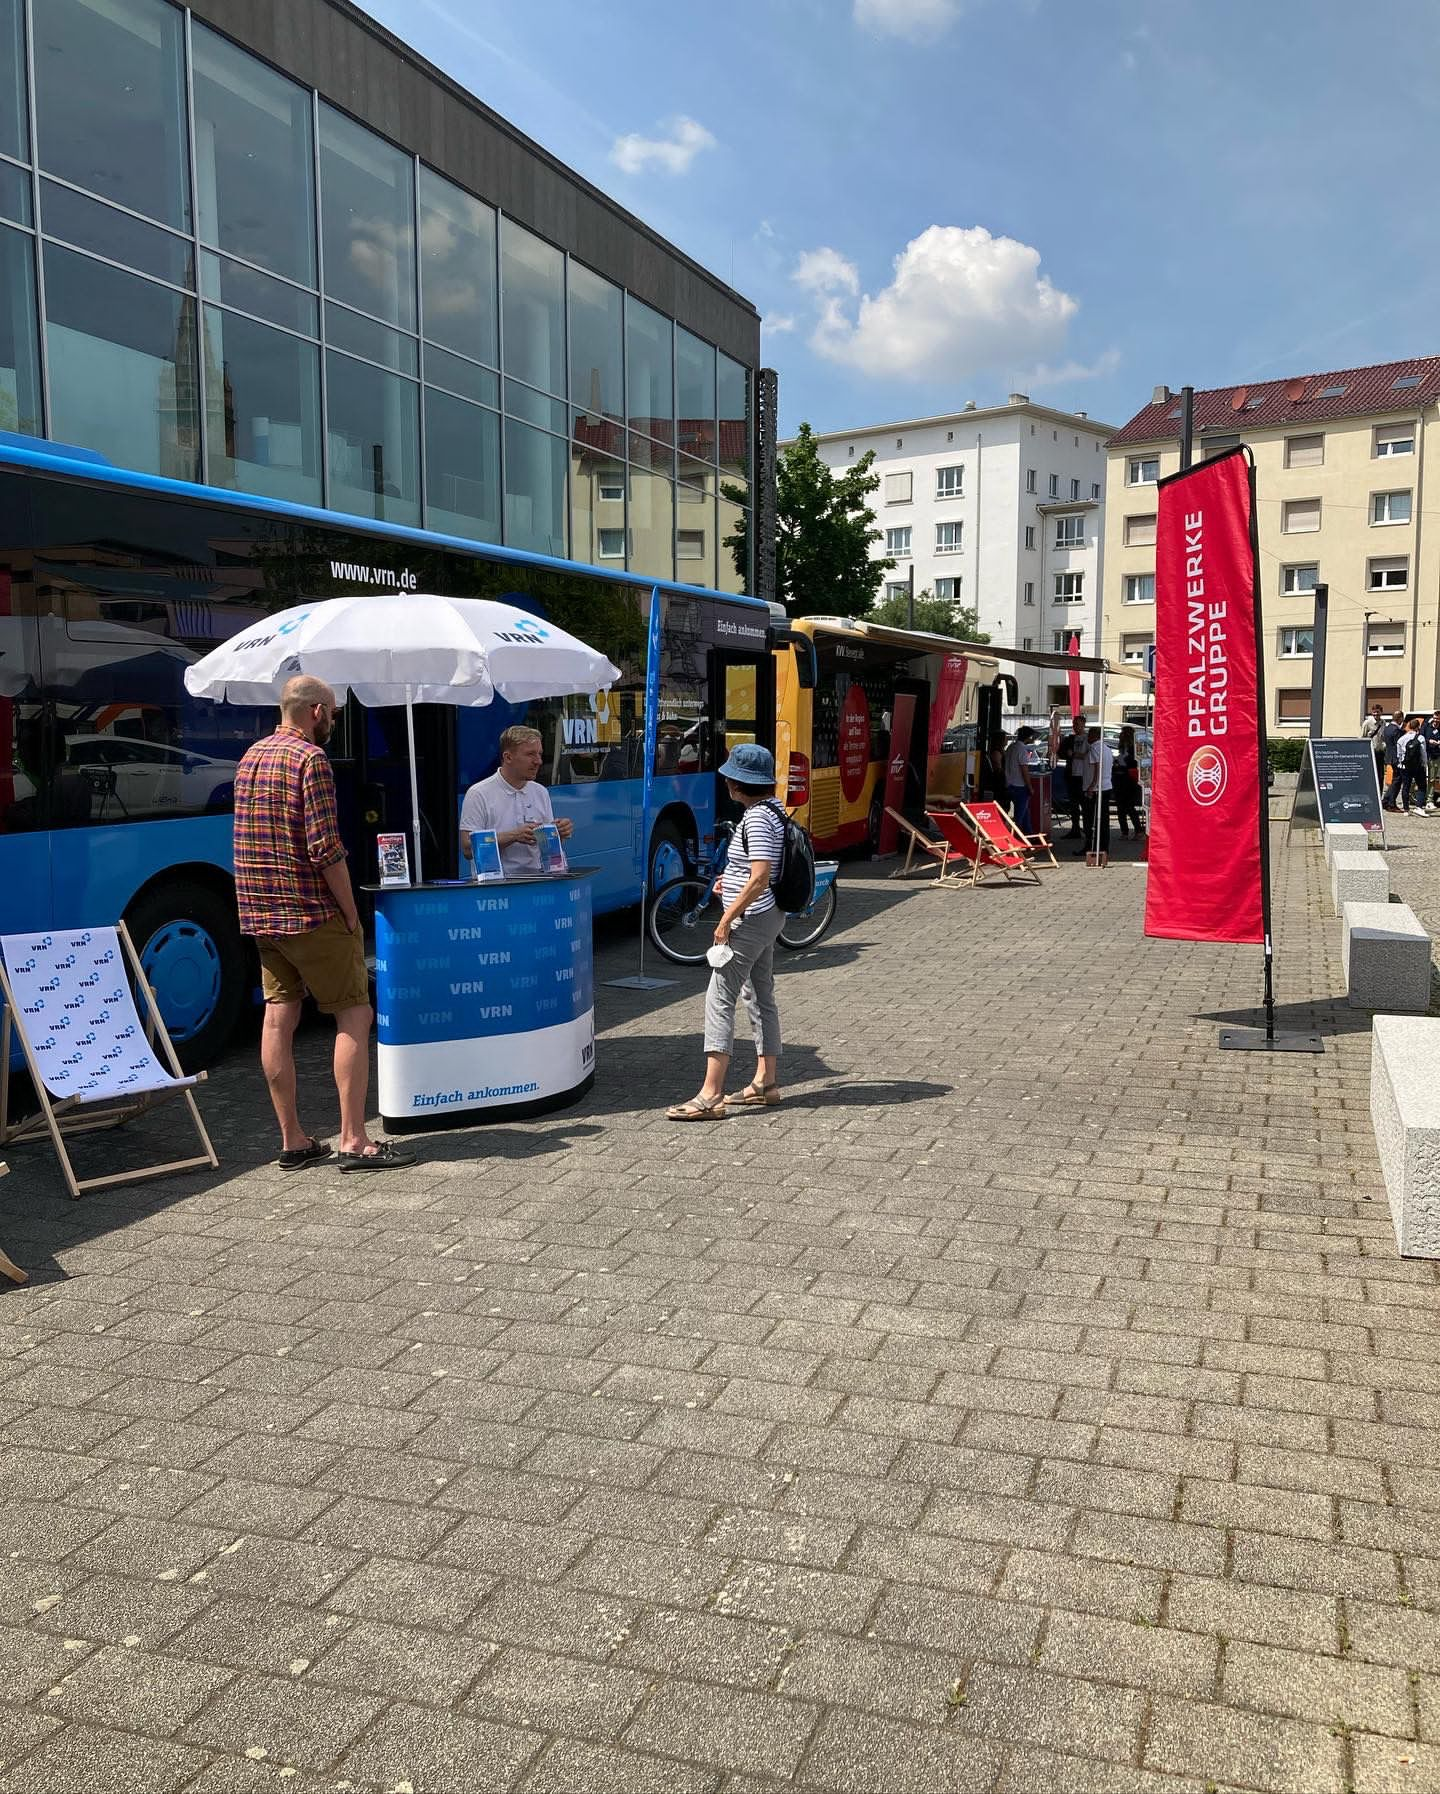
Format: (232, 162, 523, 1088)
(728, 1082, 780, 1108)
(666, 1094, 728, 1121)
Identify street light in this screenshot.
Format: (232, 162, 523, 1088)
(1362, 610, 1374, 725)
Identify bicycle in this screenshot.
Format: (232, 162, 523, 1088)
(646, 817, 839, 966)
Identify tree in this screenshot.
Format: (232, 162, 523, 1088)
(868, 586, 991, 642)
(724, 422, 892, 615)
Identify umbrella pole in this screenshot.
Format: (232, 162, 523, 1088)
(405, 698, 424, 886)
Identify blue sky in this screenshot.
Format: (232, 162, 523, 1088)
(359, 0, 1440, 438)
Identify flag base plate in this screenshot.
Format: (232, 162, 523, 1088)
(604, 975, 676, 991)
(1218, 1027, 1323, 1054)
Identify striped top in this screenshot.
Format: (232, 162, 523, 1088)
(723, 801, 784, 916)
(232, 725, 347, 936)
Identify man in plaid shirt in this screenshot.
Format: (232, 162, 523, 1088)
(234, 675, 413, 1172)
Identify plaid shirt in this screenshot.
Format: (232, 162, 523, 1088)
(232, 725, 346, 937)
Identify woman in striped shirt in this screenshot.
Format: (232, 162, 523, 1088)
(667, 743, 786, 1120)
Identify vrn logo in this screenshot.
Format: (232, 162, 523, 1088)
(275, 610, 310, 637)
(494, 616, 550, 646)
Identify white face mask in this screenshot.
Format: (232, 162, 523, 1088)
(706, 943, 735, 968)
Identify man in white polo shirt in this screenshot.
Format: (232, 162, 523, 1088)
(460, 724, 574, 877)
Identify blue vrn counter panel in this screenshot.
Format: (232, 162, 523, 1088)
(371, 874, 595, 1128)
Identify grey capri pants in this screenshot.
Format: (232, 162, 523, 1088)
(703, 904, 786, 1058)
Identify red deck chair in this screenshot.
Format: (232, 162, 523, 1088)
(969, 799, 1058, 870)
(926, 805, 1039, 888)
(886, 807, 961, 883)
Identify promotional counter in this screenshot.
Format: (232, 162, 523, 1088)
(367, 870, 596, 1130)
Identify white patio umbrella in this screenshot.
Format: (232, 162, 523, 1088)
(183, 593, 621, 883)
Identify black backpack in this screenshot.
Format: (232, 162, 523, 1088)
(742, 799, 817, 913)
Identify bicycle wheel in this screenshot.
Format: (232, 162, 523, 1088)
(647, 877, 722, 966)
(778, 882, 838, 950)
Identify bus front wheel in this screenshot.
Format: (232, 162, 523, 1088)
(126, 879, 247, 1073)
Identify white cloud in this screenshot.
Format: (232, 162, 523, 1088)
(609, 116, 716, 176)
(853, 0, 962, 42)
(793, 247, 859, 297)
(1026, 348, 1123, 387)
(763, 313, 797, 336)
(796, 225, 1079, 382)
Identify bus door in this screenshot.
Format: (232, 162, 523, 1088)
(329, 702, 456, 915)
(880, 674, 930, 826)
(975, 677, 1014, 798)
(710, 650, 775, 829)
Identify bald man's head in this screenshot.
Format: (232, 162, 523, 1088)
(279, 674, 338, 744)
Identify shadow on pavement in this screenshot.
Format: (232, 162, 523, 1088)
(1197, 998, 1375, 1039)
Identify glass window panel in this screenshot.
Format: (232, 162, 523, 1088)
(192, 23, 314, 287)
(502, 417, 566, 557)
(41, 180, 191, 288)
(423, 342, 497, 407)
(572, 409, 624, 464)
(678, 454, 714, 498)
(718, 352, 749, 479)
(674, 501, 713, 587)
(716, 494, 748, 594)
(325, 300, 416, 375)
(504, 377, 566, 433)
(570, 432, 626, 570)
(626, 296, 672, 444)
(0, 225, 41, 433)
(203, 305, 320, 505)
(418, 164, 495, 368)
(325, 349, 419, 525)
(199, 252, 317, 336)
(628, 468, 673, 581)
(676, 327, 715, 461)
(629, 431, 673, 476)
(0, 0, 24, 162)
(425, 387, 500, 544)
(44, 243, 197, 476)
(568, 260, 622, 422)
(318, 104, 415, 331)
(500, 218, 563, 398)
(0, 162, 30, 227)
(34, 0, 188, 229)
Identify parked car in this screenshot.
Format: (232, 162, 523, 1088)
(64, 735, 237, 819)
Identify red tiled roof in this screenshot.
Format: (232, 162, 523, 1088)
(1108, 355, 1440, 447)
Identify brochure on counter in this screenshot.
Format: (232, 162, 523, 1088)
(470, 828, 504, 882)
(535, 821, 568, 875)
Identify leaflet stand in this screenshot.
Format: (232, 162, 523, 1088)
(0, 922, 219, 1201)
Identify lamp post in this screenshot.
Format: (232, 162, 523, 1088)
(1362, 610, 1374, 725)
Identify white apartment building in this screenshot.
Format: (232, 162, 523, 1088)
(802, 395, 1117, 713)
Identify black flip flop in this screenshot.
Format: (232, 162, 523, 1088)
(336, 1141, 417, 1173)
(277, 1138, 332, 1171)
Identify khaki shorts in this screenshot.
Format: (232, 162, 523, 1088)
(257, 914, 370, 1014)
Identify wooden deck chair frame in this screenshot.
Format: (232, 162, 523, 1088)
(0, 1165, 24, 1285)
(982, 803, 1059, 870)
(956, 803, 1043, 889)
(885, 807, 960, 883)
(0, 921, 218, 1202)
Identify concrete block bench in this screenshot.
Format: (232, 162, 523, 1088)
(1372, 1016, 1440, 1256)
(1331, 851, 1390, 916)
(1344, 901, 1433, 1012)
(1324, 823, 1370, 867)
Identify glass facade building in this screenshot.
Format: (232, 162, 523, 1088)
(0, 0, 755, 591)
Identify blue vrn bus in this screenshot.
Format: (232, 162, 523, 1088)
(0, 436, 780, 1068)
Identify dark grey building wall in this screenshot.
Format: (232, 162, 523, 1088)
(186, 0, 760, 369)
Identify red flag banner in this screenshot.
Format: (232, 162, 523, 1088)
(1144, 447, 1264, 944)
(1066, 633, 1082, 721)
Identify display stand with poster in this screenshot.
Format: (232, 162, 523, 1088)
(1291, 738, 1386, 843)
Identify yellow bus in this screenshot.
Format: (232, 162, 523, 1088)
(775, 616, 1009, 855)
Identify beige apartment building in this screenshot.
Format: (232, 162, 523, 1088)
(1101, 357, 1440, 733)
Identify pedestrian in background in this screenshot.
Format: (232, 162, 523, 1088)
(1381, 709, 1406, 801)
(667, 744, 786, 1121)
(1078, 725, 1113, 864)
(233, 675, 414, 1172)
(1387, 717, 1426, 816)
(1113, 725, 1144, 839)
(1003, 726, 1040, 833)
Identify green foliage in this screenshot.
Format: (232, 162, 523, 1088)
(1267, 735, 1305, 772)
(868, 586, 991, 642)
(727, 422, 893, 616)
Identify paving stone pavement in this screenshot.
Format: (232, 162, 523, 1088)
(1, 823, 1437, 1793)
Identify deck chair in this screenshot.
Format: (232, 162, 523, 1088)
(885, 807, 959, 882)
(0, 1165, 24, 1285)
(926, 806, 1039, 889)
(0, 923, 218, 1201)
(971, 800, 1059, 870)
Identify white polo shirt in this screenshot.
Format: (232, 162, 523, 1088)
(460, 770, 555, 876)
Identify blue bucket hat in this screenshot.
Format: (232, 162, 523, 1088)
(718, 742, 776, 786)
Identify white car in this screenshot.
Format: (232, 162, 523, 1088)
(64, 736, 238, 819)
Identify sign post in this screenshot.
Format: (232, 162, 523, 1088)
(1144, 445, 1319, 1054)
